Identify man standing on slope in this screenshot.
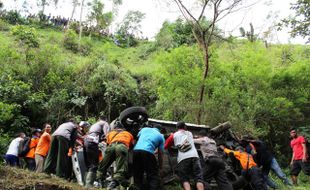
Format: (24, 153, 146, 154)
(44, 119, 78, 179)
(35, 123, 52, 173)
(25, 129, 42, 170)
(164, 121, 204, 190)
(290, 128, 310, 185)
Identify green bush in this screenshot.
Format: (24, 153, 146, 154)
(2, 10, 25, 25)
(79, 38, 93, 56)
(0, 102, 16, 124)
(0, 19, 10, 31)
(63, 29, 79, 53)
(0, 130, 11, 164)
(114, 32, 138, 48)
(11, 25, 39, 48)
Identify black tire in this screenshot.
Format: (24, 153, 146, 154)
(210, 121, 232, 135)
(119, 107, 148, 128)
(232, 175, 248, 190)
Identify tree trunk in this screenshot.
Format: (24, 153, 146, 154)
(78, 0, 85, 49)
(42, 5, 45, 15)
(197, 46, 209, 124)
(70, 4, 77, 20)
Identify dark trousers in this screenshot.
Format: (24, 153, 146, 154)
(204, 157, 233, 190)
(44, 135, 70, 178)
(133, 150, 161, 190)
(243, 167, 267, 190)
(98, 142, 128, 181)
(5, 154, 19, 167)
(84, 141, 99, 172)
(25, 157, 36, 171)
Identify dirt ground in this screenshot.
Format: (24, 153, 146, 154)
(0, 165, 96, 190)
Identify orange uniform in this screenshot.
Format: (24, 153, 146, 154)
(224, 148, 257, 170)
(106, 130, 134, 148)
(25, 138, 40, 158)
(68, 148, 73, 157)
(35, 132, 51, 157)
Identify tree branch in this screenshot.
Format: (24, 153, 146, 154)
(175, 0, 199, 23)
(198, 0, 209, 21)
(217, 0, 260, 23)
(173, 0, 204, 36)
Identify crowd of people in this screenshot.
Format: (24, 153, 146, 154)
(4, 117, 310, 190)
(27, 13, 70, 28)
(0, 10, 108, 36)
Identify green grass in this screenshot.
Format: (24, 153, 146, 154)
(269, 171, 310, 190)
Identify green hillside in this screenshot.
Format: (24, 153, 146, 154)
(1, 19, 310, 151)
(0, 16, 310, 189)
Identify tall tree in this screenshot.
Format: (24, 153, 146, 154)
(239, 23, 257, 42)
(78, 0, 85, 49)
(87, 0, 112, 31)
(279, 0, 310, 43)
(115, 10, 145, 47)
(70, 0, 80, 20)
(37, 0, 59, 14)
(170, 0, 244, 124)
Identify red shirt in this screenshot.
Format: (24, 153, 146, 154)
(164, 133, 174, 149)
(290, 136, 306, 160)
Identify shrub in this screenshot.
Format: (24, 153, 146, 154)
(11, 25, 39, 48)
(63, 29, 79, 53)
(0, 19, 10, 31)
(79, 38, 93, 56)
(0, 130, 11, 164)
(3, 10, 25, 25)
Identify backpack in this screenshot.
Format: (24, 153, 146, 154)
(177, 131, 192, 152)
(18, 137, 31, 157)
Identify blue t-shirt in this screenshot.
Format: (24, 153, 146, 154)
(134, 127, 165, 154)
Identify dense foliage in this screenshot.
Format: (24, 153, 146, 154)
(0, 16, 309, 166)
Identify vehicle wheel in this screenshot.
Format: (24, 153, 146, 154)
(119, 107, 148, 128)
(232, 175, 248, 189)
(210, 121, 232, 135)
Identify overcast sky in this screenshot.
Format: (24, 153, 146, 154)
(2, 0, 307, 44)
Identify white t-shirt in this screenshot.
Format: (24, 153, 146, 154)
(173, 130, 199, 163)
(6, 137, 23, 156)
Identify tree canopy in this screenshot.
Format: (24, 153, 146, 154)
(280, 0, 310, 43)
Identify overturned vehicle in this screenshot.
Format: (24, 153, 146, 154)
(73, 107, 250, 189)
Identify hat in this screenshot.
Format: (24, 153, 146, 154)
(32, 128, 42, 134)
(79, 121, 90, 128)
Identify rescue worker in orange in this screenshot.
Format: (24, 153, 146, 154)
(25, 129, 42, 170)
(97, 122, 134, 190)
(35, 124, 52, 173)
(219, 145, 267, 190)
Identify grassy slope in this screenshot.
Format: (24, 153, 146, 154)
(1, 26, 310, 189)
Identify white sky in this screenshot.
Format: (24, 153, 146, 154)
(2, 0, 307, 44)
